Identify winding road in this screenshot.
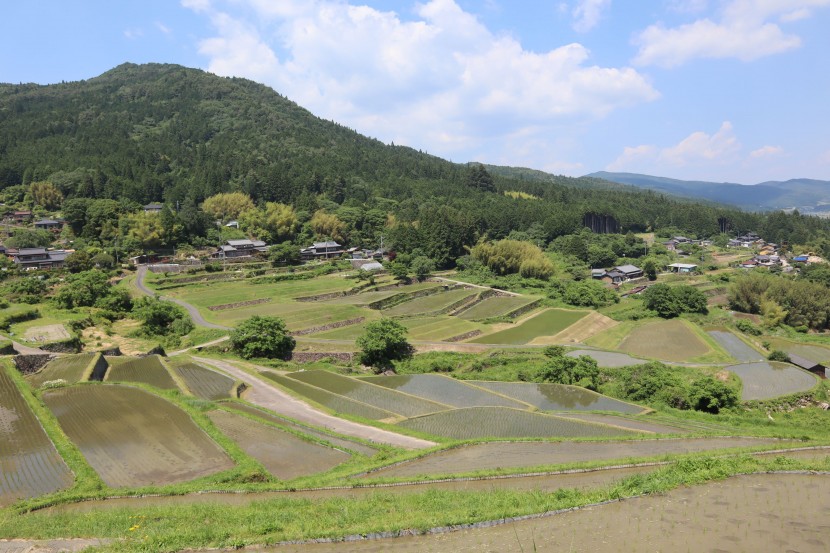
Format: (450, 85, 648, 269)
(134, 266, 231, 330)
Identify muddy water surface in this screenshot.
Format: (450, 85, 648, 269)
(280, 474, 830, 552)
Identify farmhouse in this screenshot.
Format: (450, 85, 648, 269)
(787, 353, 827, 379)
(210, 239, 269, 259)
(12, 210, 32, 223)
(143, 202, 164, 214)
(300, 240, 345, 261)
(8, 247, 69, 270)
(667, 263, 698, 274)
(34, 218, 63, 232)
(614, 264, 644, 280)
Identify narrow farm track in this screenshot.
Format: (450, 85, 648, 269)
(191, 357, 436, 450)
(134, 265, 232, 330)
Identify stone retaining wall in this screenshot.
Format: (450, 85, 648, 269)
(446, 330, 483, 342)
(13, 354, 55, 374)
(290, 317, 365, 337)
(208, 298, 272, 311)
(288, 352, 355, 363)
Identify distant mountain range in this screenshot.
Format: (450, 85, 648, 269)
(584, 172, 830, 214)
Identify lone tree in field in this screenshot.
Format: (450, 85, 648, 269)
(356, 319, 414, 372)
(230, 316, 295, 360)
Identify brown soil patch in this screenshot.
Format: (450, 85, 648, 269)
(22, 324, 70, 343)
(82, 320, 154, 356)
(533, 311, 618, 345)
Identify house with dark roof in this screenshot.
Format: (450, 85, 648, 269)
(143, 203, 164, 214)
(13, 210, 32, 223)
(300, 241, 344, 261)
(210, 239, 269, 259)
(34, 219, 63, 232)
(9, 248, 69, 270)
(614, 264, 644, 280)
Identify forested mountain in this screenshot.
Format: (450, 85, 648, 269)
(2, 62, 830, 258)
(586, 172, 830, 214)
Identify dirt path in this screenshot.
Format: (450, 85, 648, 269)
(134, 266, 231, 330)
(191, 357, 436, 450)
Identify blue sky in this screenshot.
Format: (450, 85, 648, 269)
(2, 0, 829, 184)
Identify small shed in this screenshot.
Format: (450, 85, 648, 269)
(668, 263, 698, 274)
(358, 261, 384, 272)
(787, 353, 827, 379)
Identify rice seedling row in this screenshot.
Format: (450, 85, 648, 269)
(618, 319, 712, 362)
(726, 362, 818, 400)
(402, 316, 481, 341)
(766, 338, 830, 364)
(104, 355, 179, 390)
(456, 295, 538, 320)
(0, 367, 73, 506)
(207, 410, 351, 480)
(397, 406, 638, 440)
(43, 385, 234, 488)
(285, 370, 449, 417)
(382, 289, 477, 317)
(25, 354, 96, 388)
(369, 437, 791, 478)
(173, 363, 236, 400)
(260, 371, 398, 421)
(553, 413, 688, 434)
(469, 308, 588, 345)
(360, 374, 530, 409)
(223, 403, 378, 456)
(471, 381, 645, 414)
(707, 330, 764, 362)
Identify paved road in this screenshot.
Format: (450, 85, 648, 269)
(135, 266, 231, 330)
(192, 357, 436, 450)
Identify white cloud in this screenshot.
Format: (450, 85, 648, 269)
(571, 0, 611, 32)
(634, 0, 830, 67)
(155, 22, 172, 35)
(184, 0, 658, 167)
(607, 122, 744, 177)
(750, 145, 783, 158)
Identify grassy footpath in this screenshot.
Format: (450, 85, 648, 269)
(1, 456, 828, 552)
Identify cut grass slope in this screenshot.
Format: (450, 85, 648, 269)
(361, 374, 530, 409)
(470, 309, 587, 345)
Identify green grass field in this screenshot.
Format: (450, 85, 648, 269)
(456, 295, 538, 320)
(382, 288, 477, 316)
(470, 309, 588, 345)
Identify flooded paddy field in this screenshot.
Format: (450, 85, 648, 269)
(618, 319, 711, 362)
(173, 362, 236, 400)
(0, 368, 73, 506)
(223, 403, 379, 457)
(25, 354, 95, 389)
(368, 437, 791, 478)
(281, 473, 830, 552)
(397, 407, 638, 440)
(565, 349, 646, 368)
(46, 465, 660, 514)
(471, 381, 644, 414)
(360, 374, 528, 409)
(726, 361, 818, 400)
(553, 413, 688, 434)
(708, 330, 764, 362)
(104, 355, 179, 390)
(208, 410, 351, 480)
(43, 385, 233, 487)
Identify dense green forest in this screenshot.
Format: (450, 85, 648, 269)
(2, 62, 830, 260)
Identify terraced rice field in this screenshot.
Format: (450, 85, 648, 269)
(0, 367, 73, 506)
(397, 407, 638, 439)
(104, 355, 179, 390)
(469, 309, 587, 345)
(618, 319, 711, 362)
(224, 403, 378, 456)
(361, 374, 529, 408)
(471, 381, 645, 414)
(25, 354, 96, 388)
(208, 410, 351, 480)
(325, 283, 443, 306)
(307, 474, 830, 552)
(43, 385, 233, 488)
(219, 302, 366, 332)
(554, 413, 687, 434)
(708, 330, 764, 362)
(260, 371, 398, 421)
(368, 437, 790, 478)
(382, 288, 477, 317)
(726, 361, 817, 400)
(536, 311, 618, 345)
(286, 370, 449, 417)
(566, 349, 646, 368)
(401, 316, 481, 341)
(456, 295, 537, 320)
(767, 338, 830, 364)
(173, 362, 236, 400)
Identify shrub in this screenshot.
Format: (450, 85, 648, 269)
(132, 297, 193, 336)
(230, 316, 295, 360)
(537, 352, 601, 391)
(768, 349, 791, 362)
(688, 377, 739, 414)
(642, 283, 707, 318)
(735, 318, 762, 336)
(562, 280, 618, 308)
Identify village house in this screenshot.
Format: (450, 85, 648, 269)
(300, 240, 345, 261)
(210, 239, 269, 260)
(12, 210, 32, 223)
(7, 247, 69, 270)
(143, 202, 164, 214)
(614, 264, 644, 280)
(667, 263, 698, 274)
(34, 218, 63, 232)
